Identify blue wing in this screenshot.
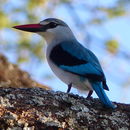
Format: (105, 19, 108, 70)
(50, 41, 108, 90)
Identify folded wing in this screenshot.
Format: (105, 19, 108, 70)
(50, 41, 108, 90)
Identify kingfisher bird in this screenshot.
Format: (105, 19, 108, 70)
(13, 18, 116, 109)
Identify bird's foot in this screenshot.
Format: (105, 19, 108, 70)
(86, 90, 93, 99)
(67, 83, 72, 93)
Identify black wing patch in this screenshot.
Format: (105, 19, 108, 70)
(50, 44, 87, 66)
(49, 44, 107, 86)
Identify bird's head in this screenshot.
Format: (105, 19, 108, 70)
(13, 18, 76, 44)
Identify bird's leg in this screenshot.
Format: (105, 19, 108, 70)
(67, 83, 72, 93)
(86, 90, 93, 99)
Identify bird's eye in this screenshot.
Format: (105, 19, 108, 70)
(49, 22, 58, 28)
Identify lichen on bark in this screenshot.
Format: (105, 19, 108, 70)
(0, 87, 129, 130)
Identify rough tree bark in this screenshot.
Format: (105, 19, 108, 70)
(0, 87, 130, 130)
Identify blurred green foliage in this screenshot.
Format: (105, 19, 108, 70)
(98, 7, 126, 18)
(0, 0, 130, 63)
(106, 39, 119, 54)
(0, 11, 10, 29)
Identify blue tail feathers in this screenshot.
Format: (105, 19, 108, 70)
(91, 82, 116, 109)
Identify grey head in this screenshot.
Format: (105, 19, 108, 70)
(13, 18, 76, 44)
(39, 18, 68, 28)
(38, 18, 76, 44)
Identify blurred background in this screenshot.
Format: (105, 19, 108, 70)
(0, 0, 130, 103)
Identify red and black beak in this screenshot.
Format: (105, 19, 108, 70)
(13, 23, 45, 32)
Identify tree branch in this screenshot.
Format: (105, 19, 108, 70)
(0, 87, 129, 129)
